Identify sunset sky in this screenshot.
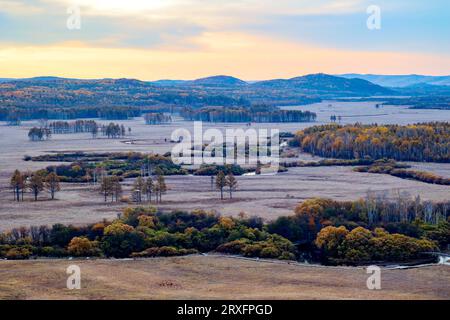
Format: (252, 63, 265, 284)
(1, 0, 449, 80)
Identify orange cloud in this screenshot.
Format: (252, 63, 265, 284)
(1, 32, 449, 79)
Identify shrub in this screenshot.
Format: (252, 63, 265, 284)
(131, 246, 198, 257)
(101, 222, 144, 258)
(5, 247, 32, 259)
(67, 237, 100, 257)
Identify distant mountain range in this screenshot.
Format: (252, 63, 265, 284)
(148, 73, 393, 96)
(339, 74, 450, 88)
(1, 73, 449, 111)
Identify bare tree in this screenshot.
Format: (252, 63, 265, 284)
(28, 173, 44, 201)
(110, 176, 122, 202)
(10, 170, 25, 201)
(143, 177, 154, 202)
(100, 176, 112, 202)
(155, 174, 167, 202)
(45, 172, 60, 200)
(225, 173, 238, 199)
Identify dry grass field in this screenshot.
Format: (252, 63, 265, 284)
(0, 102, 449, 301)
(0, 255, 448, 300)
(1, 105, 449, 231)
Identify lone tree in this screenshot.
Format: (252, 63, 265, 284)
(100, 176, 112, 202)
(45, 172, 60, 200)
(143, 177, 154, 202)
(225, 173, 238, 199)
(216, 171, 226, 200)
(91, 125, 98, 138)
(110, 176, 122, 202)
(28, 173, 44, 201)
(10, 170, 25, 201)
(155, 174, 167, 203)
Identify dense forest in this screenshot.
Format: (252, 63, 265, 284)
(144, 113, 172, 124)
(0, 106, 147, 122)
(0, 195, 447, 264)
(180, 105, 316, 123)
(48, 120, 98, 134)
(292, 122, 450, 162)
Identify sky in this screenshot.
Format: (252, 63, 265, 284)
(0, 0, 449, 80)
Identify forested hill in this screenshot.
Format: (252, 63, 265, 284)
(0, 73, 395, 111)
(252, 73, 393, 96)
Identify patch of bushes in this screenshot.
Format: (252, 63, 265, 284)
(1, 198, 447, 265)
(194, 164, 247, 176)
(0, 208, 296, 261)
(354, 160, 450, 185)
(315, 226, 437, 265)
(131, 246, 198, 257)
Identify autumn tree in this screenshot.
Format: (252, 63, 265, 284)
(45, 172, 60, 200)
(294, 122, 450, 162)
(216, 171, 226, 200)
(110, 176, 122, 202)
(225, 173, 238, 199)
(100, 176, 112, 202)
(315, 226, 349, 261)
(155, 174, 167, 202)
(143, 176, 154, 202)
(67, 237, 100, 256)
(10, 170, 25, 201)
(28, 173, 44, 201)
(101, 221, 144, 257)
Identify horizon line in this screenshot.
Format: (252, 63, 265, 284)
(2, 72, 450, 83)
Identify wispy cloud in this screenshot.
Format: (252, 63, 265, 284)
(0, 0, 448, 77)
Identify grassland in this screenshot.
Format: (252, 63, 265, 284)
(1, 108, 450, 231)
(0, 255, 448, 300)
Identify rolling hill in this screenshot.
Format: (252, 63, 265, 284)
(253, 73, 394, 96)
(339, 73, 450, 88)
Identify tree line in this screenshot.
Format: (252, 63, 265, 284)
(144, 113, 172, 125)
(10, 170, 60, 201)
(0, 208, 295, 260)
(0, 195, 446, 264)
(48, 120, 98, 134)
(354, 159, 450, 185)
(292, 122, 450, 162)
(28, 122, 129, 141)
(0, 106, 145, 122)
(180, 106, 316, 123)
